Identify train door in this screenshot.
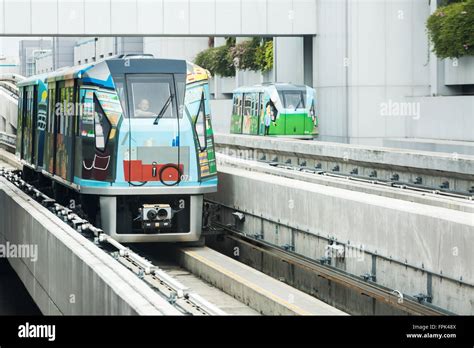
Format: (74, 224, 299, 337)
(54, 81, 64, 178)
(36, 82, 48, 169)
(242, 93, 255, 134)
(249, 93, 259, 135)
(31, 85, 38, 166)
(16, 87, 26, 159)
(64, 80, 77, 183)
(125, 73, 183, 185)
(230, 93, 243, 134)
(257, 92, 264, 135)
(23, 85, 34, 164)
(43, 82, 56, 174)
(283, 91, 306, 135)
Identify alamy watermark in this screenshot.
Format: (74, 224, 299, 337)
(380, 99, 420, 120)
(0, 242, 38, 262)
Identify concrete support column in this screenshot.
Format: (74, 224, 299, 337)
(303, 36, 314, 87)
(274, 37, 304, 84)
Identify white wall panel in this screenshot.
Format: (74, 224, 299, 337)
(267, 0, 293, 35)
(293, 0, 317, 35)
(241, 0, 266, 35)
(4, 0, 31, 34)
(190, 0, 215, 35)
(163, 0, 189, 35)
(0, 0, 316, 35)
(137, 0, 164, 34)
(111, 0, 137, 34)
(0, 0, 3, 34)
(215, 0, 241, 35)
(84, 0, 110, 35)
(32, 0, 58, 34)
(58, 0, 84, 35)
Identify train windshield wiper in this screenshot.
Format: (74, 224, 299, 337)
(294, 97, 302, 111)
(153, 94, 174, 125)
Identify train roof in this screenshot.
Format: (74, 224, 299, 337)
(17, 72, 50, 87)
(18, 56, 209, 89)
(233, 83, 313, 94)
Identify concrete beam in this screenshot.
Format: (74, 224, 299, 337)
(215, 134, 474, 177)
(0, 0, 317, 36)
(178, 246, 346, 315)
(207, 164, 474, 314)
(214, 134, 474, 191)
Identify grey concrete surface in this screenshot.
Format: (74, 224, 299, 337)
(216, 153, 474, 213)
(215, 134, 474, 177)
(0, 149, 20, 169)
(0, 176, 182, 315)
(383, 137, 474, 157)
(214, 133, 474, 192)
(178, 247, 347, 316)
(207, 164, 474, 314)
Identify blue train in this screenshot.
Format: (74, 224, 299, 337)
(16, 55, 217, 243)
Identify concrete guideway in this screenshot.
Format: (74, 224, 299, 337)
(0, 173, 182, 315)
(178, 246, 346, 315)
(0, 152, 345, 316)
(208, 160, 474, 314)
(217, 153, 474, 213)
(214, 134, 474, 192)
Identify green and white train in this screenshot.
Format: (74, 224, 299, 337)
(230, 83, 318, 139)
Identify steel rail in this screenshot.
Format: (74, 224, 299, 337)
(0, 167, 225, 316)
(211, 221, 454, 316)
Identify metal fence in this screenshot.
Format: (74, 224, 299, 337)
(0, 131, 16, 150)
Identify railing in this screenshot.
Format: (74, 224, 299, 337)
(0, 131, 16, 150)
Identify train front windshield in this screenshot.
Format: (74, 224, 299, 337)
(115, 74, 186, 120)
(279, 90, 307, 110)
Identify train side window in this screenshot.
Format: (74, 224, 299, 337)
(47, 88, 56, 133)
(252, 93, 258, 116)
(62, 87, 75, 137)
(233, 94, 243, 116)
(232, 96, 239, 115)
(16, 88, 23, 157)
(114, 80, 128, 117)
(93, 93, 111, 152)
(244, 94, 252, 117)
(194, 92, 207, 151)
(310, 100, 317, 125)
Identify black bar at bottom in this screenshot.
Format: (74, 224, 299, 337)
(0, 316, 472, 346)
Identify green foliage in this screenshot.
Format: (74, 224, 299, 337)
(194, 37, 274, 77)
(258, 40, 273, 72)
(426, 0, 474, 59)
(194, 42, 235, 77)
(231, 38, 262, 71)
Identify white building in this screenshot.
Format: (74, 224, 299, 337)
(74, 37, 144, 65)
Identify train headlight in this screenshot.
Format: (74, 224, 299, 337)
(142, 204, 172, 222)
(146, 209, 158, 221)
(157, 208, 169, 220)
